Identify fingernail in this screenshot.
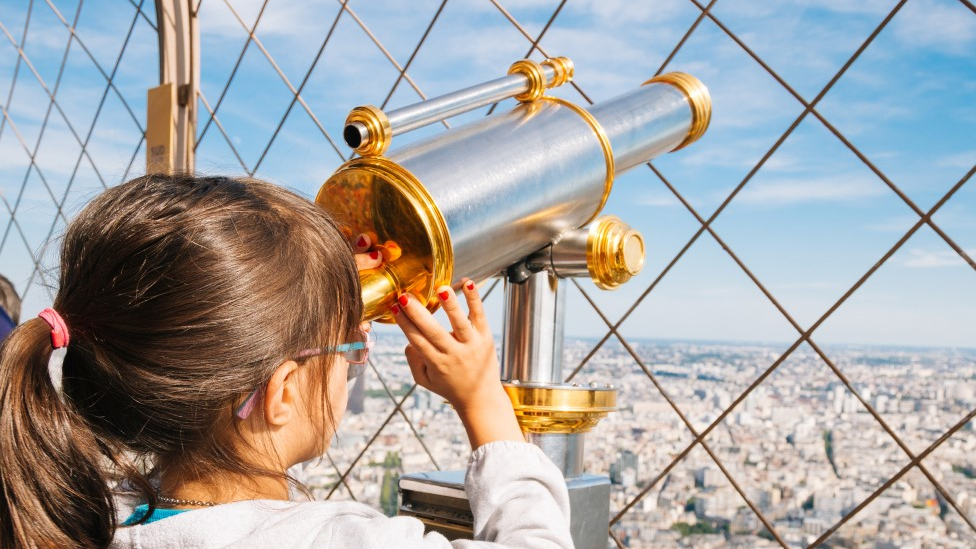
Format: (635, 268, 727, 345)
(465, 281, 475, 291)
(369, 251, 379, 260)
(391, 304, 401, 315)
(438, 290, 450, 301)
(388, 242, 399, 251)
(356, 235, 368, 249)
(398, 294, 409, 307)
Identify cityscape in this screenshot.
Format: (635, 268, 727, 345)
(300, 334, 976, 548)
(0, 2, 972, 549)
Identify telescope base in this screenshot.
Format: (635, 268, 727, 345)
(398, 470, 611, 549)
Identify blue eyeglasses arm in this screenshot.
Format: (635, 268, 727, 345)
(333, 342, 366, 352)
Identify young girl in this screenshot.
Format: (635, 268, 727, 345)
(0, 174, 572, 549)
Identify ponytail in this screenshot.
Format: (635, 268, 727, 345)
(0, 318, 116, 548)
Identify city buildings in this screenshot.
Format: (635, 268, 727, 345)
(306, 334, 976, 548)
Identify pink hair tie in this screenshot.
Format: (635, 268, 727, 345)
(38, 308, 70, 349)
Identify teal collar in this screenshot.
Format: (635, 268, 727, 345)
(122, 504, 192, 526)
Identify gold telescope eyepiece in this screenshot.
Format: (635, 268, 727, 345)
(317, 157, 452, 323)
(586, 216, 645, 290)
(528, 216, 645, 290)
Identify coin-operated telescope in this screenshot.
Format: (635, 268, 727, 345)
(315, 57, 710, 549)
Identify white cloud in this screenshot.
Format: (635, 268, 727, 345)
(817, 99, 914, 137)
(937, 150, 976, 170)
(560, 0, 688, 26)
(864, 215, 918, 233)
(902, 248, 976, 268)
(736, 175, 887, 205)
(637, 191, 680, 208)
(772, 281, 832, 290)
(800, 0, 895, 16)
(892, 0, 976, 56)
(762, 152, 803, 172)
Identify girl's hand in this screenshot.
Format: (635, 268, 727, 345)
(392, 279, 523, 448)
(351, 231, 401, 271)
(351, 233, 383, 271)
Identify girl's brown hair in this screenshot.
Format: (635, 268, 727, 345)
(0, 174, 361, 548)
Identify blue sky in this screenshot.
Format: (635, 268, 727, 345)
(1, 0, 974, 348)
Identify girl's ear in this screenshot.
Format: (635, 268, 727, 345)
(263, 360, 301, 427)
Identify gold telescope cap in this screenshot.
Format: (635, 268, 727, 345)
(587, 216, 646, 290)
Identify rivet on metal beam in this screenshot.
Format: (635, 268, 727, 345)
(177, 84, 190, 107)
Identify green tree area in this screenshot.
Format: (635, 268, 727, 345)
(383, 451, 402, 469)
(380, 469, 399, 516)
(366, 386, 410, 398)
(671, 520, 727, 537)
(953, 464, 976, 479)
(378, 451, 402, 517)
(802, 495, 814, 511)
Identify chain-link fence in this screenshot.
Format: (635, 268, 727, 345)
(2, 1, 975, 547)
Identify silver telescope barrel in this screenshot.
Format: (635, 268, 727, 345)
(316, 71, 710, 322)
(345, 58, 574, 156)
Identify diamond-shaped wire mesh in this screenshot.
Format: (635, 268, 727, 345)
(0, 0, 157, 315)
(2, 1, 975, 547)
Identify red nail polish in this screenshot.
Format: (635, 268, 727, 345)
(465, 281, 475, 291)
(398, 295, 409, 307)
(369, 251, 379, 260)
(356, 236, 368, 248)
(391, 304, 401, 315)
(438, 290, 450, 301)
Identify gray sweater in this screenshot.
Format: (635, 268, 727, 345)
(110, 441, 574, 549)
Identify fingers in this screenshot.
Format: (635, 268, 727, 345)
(435, 285, 474, 342)
(374, 241, 402, 263)
(351, 232, 383, 271)
(354, 251, 383, 271)
(460, 278, 489, 333)
(391, 299, 440, 359)
(394, 294, 453, 354)
(352, 232, 400, 271)
(404, 345, 430, 389)
(351, 232, 373, 253)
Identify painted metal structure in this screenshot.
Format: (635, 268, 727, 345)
(155, 0, 198, 172)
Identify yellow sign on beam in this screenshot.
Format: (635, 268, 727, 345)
(146, 83, 175, 175)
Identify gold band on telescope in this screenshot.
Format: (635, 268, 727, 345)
(539, 96, 615, 226)
(541, 57, 574, 87)
(504, 384, 617, 434)
(345, 105, 392, 157)
(359, 156, 453, 310)
(509, 60, 547, 102)
(643, 72, 711, 151)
